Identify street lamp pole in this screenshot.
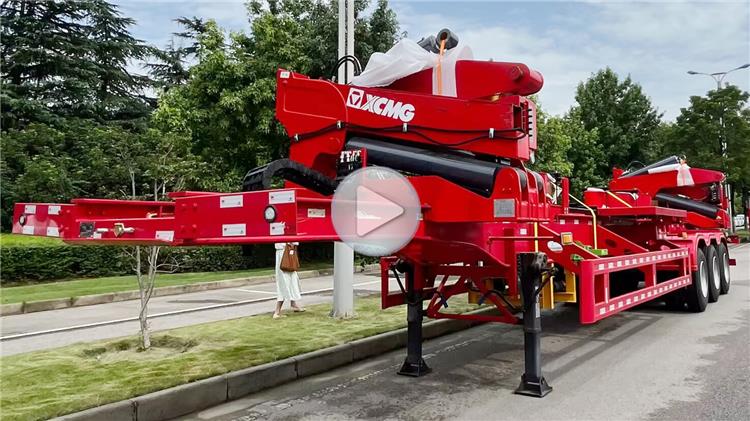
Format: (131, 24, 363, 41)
(331, 0, 355, 319)
(687, 63, 750, 90)
(687, 63, 750, 234)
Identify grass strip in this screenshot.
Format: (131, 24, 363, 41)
(0, 296, 482, 421)
(0, 263, 331, 305)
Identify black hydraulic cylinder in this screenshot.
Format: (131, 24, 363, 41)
(656, 192, 719, 218)
(397, 264, 431, 377)
(620, 156, 679, 178)
(347, 137, 502, 197)
(515, 252, 552, 398)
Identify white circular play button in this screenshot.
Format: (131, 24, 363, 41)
(331, 167, 420, 256)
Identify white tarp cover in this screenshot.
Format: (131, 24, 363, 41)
(351, 38, 473, 97)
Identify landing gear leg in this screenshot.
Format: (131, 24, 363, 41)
(514, 253, 553, 398)
(398, 264, 431, 377)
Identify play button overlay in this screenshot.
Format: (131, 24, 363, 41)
(332, 167, 420, 256)
(355, 186, 404, 236)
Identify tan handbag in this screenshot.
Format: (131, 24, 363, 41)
(280, 243, 300, 272)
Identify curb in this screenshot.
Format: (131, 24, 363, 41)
(53, 307, 496, 421)
(1, 264, 379, 316)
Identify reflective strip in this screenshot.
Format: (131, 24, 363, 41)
(270, 222, 285, 235)
(156, 231, 174, 241)
(222, 224, 246, 237)
(220, 195, 243, 209)
(269, 190, 295, 204)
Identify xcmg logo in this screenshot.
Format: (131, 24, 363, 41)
(346, 88, 415, 123)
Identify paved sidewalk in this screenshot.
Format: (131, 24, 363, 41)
(0, 271, 383, 356)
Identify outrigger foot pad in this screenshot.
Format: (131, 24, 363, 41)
(398, 358, 431, 377)
(515, 375, 552, 397)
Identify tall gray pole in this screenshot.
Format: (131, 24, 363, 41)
(331, 0, 355, 319)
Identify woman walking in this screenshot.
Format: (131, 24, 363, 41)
(273, 242, 305, 318)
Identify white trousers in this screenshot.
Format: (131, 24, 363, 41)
(275, 246, 301, 302)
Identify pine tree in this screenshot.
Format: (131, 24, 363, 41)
(85, 0, 156, 123)
(145, 17, 207, 90)
(1, 0, 94, 128)
(1, 0, 156, 129)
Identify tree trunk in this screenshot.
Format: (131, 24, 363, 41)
(139, 297, 151, 349)
(130, 169, 136, 199)
(134, 245, 150, 349)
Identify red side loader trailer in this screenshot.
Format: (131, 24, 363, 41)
(12, 29, 735, 397)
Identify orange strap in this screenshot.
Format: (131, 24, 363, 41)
(436, 38, 446, 95)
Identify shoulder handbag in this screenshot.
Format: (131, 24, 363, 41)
(280, 243, 300, 272)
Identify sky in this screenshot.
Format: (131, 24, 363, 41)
(116, 0, 750, 120)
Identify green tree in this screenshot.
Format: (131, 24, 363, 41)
(566, 111, 605, 195)
(1, 0, 91, 128)
(1, 0, 156, 129)
(664, 86, 750, 212)
(0, 119, 203, 228)
(86, 0, 155, 124)
(145, 17, 208, 90)
(532, 104, 572, 177)
(532, 100, 602, 195)
(571, 68, 662, 182)
(359, 0, 402, 61)
(154, 0, 402, 189)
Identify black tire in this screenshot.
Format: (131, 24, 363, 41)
(685, 248, 709, 312)
(705, 245, 721, 303)
(717, 243, 731, 294)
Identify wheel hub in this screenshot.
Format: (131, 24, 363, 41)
(723, 254, 730, 286)
(699, 260, 708, 298)
(712, 255, 720, 290)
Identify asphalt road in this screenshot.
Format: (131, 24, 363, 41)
(180, 244, 750, 421)
(0, 272, 384, 356)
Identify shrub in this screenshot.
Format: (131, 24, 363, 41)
(0, 243, 333, 284)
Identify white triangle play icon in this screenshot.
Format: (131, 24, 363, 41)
(355, 186, 405, 236)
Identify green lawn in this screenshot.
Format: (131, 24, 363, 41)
(0, 296, 483, 421)
(0, 233, 64, 247)
(0, 263, 331, 305)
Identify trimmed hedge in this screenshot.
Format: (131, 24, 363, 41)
(0, 243, 333, 284)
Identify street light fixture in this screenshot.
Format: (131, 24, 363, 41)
(687, 64, 750, 89)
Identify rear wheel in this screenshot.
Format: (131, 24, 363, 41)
(717, 243, 731, 294)
(705, 245, 721, 303)
(685, 248, 709, 312)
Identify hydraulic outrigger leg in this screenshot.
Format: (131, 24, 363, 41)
(515, 252, 553, 397)
(398, 264, 431, 377)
